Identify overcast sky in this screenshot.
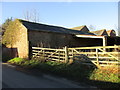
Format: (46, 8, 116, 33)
(1, 2, 118, 34)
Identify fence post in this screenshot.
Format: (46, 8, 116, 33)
(43, 49, 45, 60)
(58, 50, 60, 62)
(65, 46, 69, 63)
(96, 49, 100, 67)
(72, 49, 74, 60)
(103, 36, 107, 51)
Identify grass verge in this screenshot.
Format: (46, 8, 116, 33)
(7, 57, 120, 88)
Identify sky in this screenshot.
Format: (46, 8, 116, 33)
(1, 1, 118, 34)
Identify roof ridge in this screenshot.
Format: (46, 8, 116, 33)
(19, 19, 66, 29)
(91, 29, 106, 32)
(106, 29, 114, 31)
(18, 19, 94, 35)
(70, 25, 86, 29)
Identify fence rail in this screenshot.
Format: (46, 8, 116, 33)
(32, 45, 120, 67)
(32, 47, 66, 62)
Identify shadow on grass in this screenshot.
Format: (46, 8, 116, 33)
(17, 63, 119, 89)
(7, 57, 119, 89)
(86, 80, 120, 89)
(28, 63, 119, 89)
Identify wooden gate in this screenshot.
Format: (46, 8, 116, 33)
(32, 45, 120, 67)
(32, 47, 69, 63)
(68, 45, 120, 67)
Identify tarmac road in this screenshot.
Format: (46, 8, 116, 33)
(2, 63, 96, 88)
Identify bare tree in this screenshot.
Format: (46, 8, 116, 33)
(23, 9, 40, 22)
(88, 25, 96, 31)
(31, 9, 40, 23)
(24, 10, 29, 21)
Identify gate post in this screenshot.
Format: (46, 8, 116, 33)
(96, 49, 100, 68)
(65, 46, 69, 63)
(103, 36, 107, 51)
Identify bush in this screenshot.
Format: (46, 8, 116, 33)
(8, 58, 43, 68)
(2, 19, 21, 46)
(45, 61, 63, 66)
(21, 59, 41, 68)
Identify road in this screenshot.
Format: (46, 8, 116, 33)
(2, 63, 95, 88)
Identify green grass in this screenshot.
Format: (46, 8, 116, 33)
(7, 57, 93, 80)
(89, 66, 120, 83)
(7, 57, 119, 88)
(8, 57, 25, 65)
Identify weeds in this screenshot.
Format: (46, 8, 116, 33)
(89, 66, 120, 83)
(8, 57, 25, 65)
(7, 57, 119, 85)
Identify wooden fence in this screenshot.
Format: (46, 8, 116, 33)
(32, 45, 120, 67)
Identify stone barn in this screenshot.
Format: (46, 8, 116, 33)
(2, 19, 120, 59)
(91, 29, 108, 36)
(70, 25, 90, 33)
(106, 30, 116, 36)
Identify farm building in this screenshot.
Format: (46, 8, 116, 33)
(106, 30, 116, 36)
(91, 29, 108, 36)
(70, 25, 90, 33)
(90, 29, 119, 46)
(91, 29, 117, 37)
(2, 19, 120, 59)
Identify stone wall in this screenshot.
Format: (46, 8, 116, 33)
(28, 30, 103, 48)
(28, 30, 73, 48)
(12, 23, 29, 58)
